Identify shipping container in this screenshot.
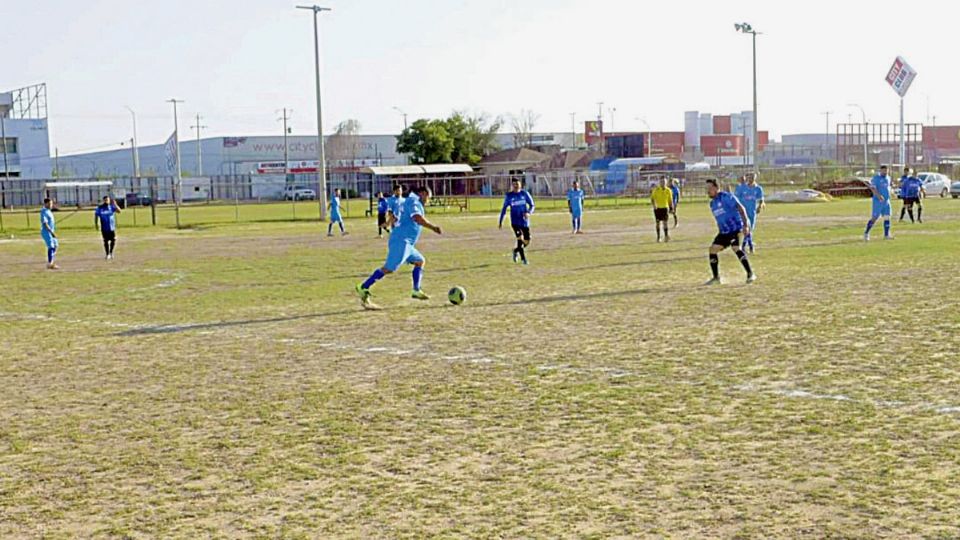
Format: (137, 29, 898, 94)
(713, 115, 732, 135)
(700, 135, 745, 157)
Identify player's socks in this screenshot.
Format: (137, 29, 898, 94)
(735, 249, 752, 276)
(362, 269, 385, 290)
(518, 246, 527, 264)
(103, 240, 110, 256)
(917, 206, 923, 222)
(109, 240, 116, 255)
(709, 254, 719, 280)
(412, 266, 423, 291)
(907, 208, 915, 223)
(883, 220, 891, 237)
(47, 248, 55, 264)
(899, 207, 907, 221)
(327, 223, 334, 236)
(864, 220, 875, 236)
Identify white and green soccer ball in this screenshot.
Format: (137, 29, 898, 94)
(448, 286, 466, 306)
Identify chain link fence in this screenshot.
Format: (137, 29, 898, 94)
(0, 164, 873, 231)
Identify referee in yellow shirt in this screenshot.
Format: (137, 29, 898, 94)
(651, 177, 675, 243)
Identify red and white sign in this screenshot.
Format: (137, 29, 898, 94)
(885, 56, 917, 98)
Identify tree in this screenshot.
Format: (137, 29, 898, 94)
(510, 109, 540, 148)
(396, 119, 454, 164)
(327, 119, 362, 166)
(444, 112, 502, 166)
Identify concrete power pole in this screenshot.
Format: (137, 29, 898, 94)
(191, 114, 208, 177)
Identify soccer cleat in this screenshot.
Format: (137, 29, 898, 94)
(355, 283, 373, 304)
(704, 277, 722, 286)
(884, 235, 894, 240)
(47, 263, 60, 270)
(342, 231, 349, 236)
(746, 273, 758, 284)
(327, 233, 334, 237)
(863, 233, 870, 242)
(575, 230, 584, 235)
(512, 252, 519, 264)
(522, 259, 529, 266)
(411, 290, 430, 301)
(664, 235, 671, 243)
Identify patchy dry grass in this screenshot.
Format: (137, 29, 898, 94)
(2, 199, 960, 538)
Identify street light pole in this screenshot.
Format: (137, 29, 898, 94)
(297, 4, 332, 222)
(849, 103, 868, 171)
(821, 111, 832, 160)
(392, 106, 408, 131)
(735, 23, 760, 171)
(570, 112, 576, 149)
(167, 98, 184, 228)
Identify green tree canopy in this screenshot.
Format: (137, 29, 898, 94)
(396, 119, 454, 164)
(396, 113, 501, 165)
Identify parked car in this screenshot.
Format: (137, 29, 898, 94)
(950, 181, 960, 199)
(283, 185, 316, 201)
(917, 172, 952, 198)
(124, 192, 153, 207)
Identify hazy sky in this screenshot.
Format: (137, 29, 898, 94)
(6, 0, 957, 155)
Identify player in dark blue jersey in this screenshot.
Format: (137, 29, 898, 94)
(376, 192, 389, 238)
(93, 195, 121, 260)
(706, 179, 755, 285)
(898, 167, 925, 224)
(499, 178, 535, 265)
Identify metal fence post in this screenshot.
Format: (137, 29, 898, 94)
(234, 175, 240, 223)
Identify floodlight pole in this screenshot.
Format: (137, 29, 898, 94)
(298, 4, 332, 221)
(735, 23, 760, 172)
(168, 98, 184, 229)
(392, 106, 408, 130)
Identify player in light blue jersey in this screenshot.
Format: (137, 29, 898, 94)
(93, 195, 121, 260)
(670, 178, 681, 228)
(499, 178, 535, 264)
(734, 173, 765, 253)
(327, 188, 348, 237)
(386, 184, 404, 228)
(356, 185, 443, 309)
(567, 180, 585, 234)
(706, 179, 755, 285)
(865, 165, 893, 241)
(40, 198, 60, 270)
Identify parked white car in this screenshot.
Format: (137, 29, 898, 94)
(283, 185, 316, 201)
(917, 172, 952, 198)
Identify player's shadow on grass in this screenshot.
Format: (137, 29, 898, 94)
(115, 309, 359, 336)
(474, 284, 690, 308)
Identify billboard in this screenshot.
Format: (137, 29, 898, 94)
(885, 56, 917, 98)
(584, 121, 603, 146)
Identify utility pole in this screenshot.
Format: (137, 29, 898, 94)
(392, 106, 408, 130)
(569, 112, 576, 149)
(191, 114, 207, 177)
(821, 111, 832, 160)
(297, 4, 332, 221)
(168, 98, 184, 228)
(596, 102, 604, 124)
(278, 108, 292, 179)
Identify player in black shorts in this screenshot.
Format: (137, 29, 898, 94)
(706, 179, 755, 285)
(499, 178, 535, 265)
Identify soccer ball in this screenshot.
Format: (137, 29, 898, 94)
(448, 286, 466, 305)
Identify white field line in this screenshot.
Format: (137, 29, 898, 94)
(734, 383, 960, 418)
(0, 311, 145, 330)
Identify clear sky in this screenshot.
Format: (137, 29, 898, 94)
(6, 0, 957, 154)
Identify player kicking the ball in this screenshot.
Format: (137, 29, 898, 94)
(499, 178, 535, 265)
(356, 185, 442, 309)
(705, 179, 756, 285)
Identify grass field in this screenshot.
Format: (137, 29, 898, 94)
(2, 198, 960, 538)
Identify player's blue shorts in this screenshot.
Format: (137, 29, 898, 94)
(872, 200, 892, 219)
(384, 239, 424, 272)
(571, 209, 582, 219)
(42, 234, 58, 250)
(330, 212, 342, 223)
